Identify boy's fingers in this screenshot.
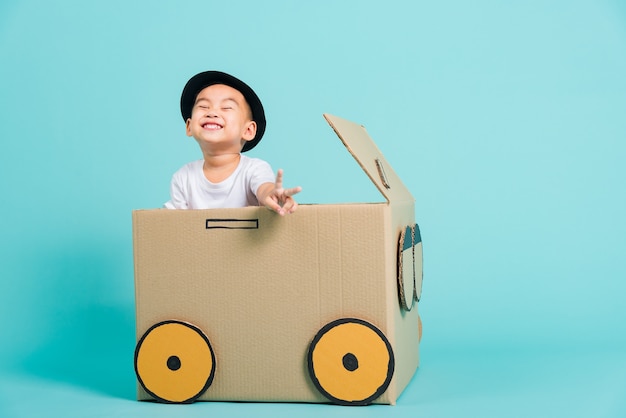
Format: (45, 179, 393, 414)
(282, 199, 298, 214)
(283, 186, 302, 197)
(274, 169, 284, 188)
(265, 197, 285, 215)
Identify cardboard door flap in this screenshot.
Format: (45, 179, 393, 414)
(323, 114, 414, 204)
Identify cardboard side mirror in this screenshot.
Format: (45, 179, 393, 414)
(398, 225, 416, 311)
(413, 224, 423, 302)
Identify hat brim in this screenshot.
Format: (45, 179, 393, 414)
(180, 71, 266, 152)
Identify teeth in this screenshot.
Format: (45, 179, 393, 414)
(203, 123, 222, 130)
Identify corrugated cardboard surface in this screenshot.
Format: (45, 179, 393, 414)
(133, 114, 420, 404)
(324, 114, 413, 206)
(134, 203, 416, 403)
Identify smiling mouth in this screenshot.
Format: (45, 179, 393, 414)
(202, 123, 223, 130)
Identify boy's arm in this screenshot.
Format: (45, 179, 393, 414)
(257, 169, 302, 216)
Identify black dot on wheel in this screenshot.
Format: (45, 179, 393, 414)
(342, 353, 359, 372)
(167, 355, 181, 371)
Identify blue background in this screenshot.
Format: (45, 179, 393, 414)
(1, 1, 625, 416)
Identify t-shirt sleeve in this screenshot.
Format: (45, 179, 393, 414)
(249, 159, 276, 197)
(164, 169, 189, 209)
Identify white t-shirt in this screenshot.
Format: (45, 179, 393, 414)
(164, 156, 275, 209)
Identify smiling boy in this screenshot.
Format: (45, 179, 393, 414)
(165, 71, 301, 215)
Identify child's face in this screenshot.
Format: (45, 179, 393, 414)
(185, 84, 257, 154)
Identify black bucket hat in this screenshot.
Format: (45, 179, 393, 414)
(180, 71, 266, 152)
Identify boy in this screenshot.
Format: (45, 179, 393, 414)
(164, 71, 301, 215)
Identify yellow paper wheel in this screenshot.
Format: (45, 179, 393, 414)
(134, 320, 215, 403)
(307, 318, 394, 405)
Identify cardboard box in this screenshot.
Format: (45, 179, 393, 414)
(133, 114, 423, 405)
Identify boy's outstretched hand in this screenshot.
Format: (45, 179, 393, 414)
(258, 169, 302, 216)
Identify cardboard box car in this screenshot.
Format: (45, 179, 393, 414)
(132, 114, 424, 405)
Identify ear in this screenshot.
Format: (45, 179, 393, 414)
(241, 120, 257, 141)
(185, 118, 192, 137)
